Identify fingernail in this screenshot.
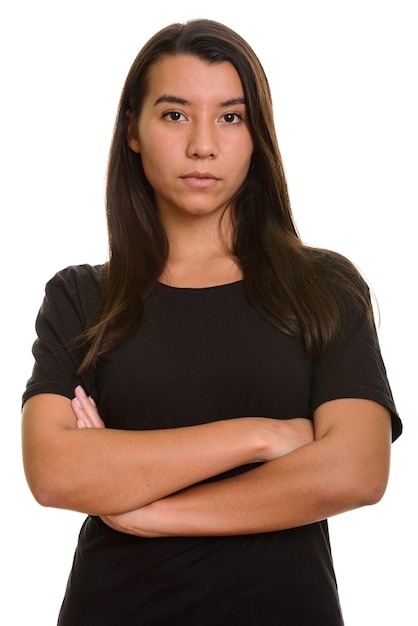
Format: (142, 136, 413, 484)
(76, 385, 87, 397)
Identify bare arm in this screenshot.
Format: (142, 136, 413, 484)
(21, 386, 313, 516)
(102, 398, 392, 537)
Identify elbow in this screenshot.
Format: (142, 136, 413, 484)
(358, 476, 388, 507)
(355, 456, 390, 507)
(25, 474, 63, 509)
(23, 448, 79, 510)
(317, 465, 390, 516)
(344, 468, 389, 510)
(31, 487, 57, 509)
(338, 444, 391, 509)
(23, 461, 70, 509)
(353, 488, 385, 509)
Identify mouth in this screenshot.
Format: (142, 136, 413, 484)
(180, 171, 220, 189)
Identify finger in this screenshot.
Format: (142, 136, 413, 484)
(74, 386, 105, 428)
(71, 396, 94, 428)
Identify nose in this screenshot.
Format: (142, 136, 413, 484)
(186, 120, 218, 159)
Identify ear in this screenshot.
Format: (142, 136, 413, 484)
(126, 111, 141, 153)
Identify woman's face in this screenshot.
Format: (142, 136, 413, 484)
(128, 54, 254, 226)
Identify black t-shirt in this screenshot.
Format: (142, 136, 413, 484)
(23, 262, 401, 626)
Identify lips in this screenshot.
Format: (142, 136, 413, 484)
(181, 171, 220, 189)
(182, 171, 219, 180)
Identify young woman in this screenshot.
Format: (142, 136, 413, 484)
(22, 18, 402, 625)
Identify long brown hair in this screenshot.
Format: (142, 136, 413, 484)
(78, 19, 372, 373)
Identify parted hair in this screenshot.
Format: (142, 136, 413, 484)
(77, 18, 372, 373)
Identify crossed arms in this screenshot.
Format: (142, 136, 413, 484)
(22, 385, 391, 537)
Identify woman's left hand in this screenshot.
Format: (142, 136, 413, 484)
(101, 506, 162, 538)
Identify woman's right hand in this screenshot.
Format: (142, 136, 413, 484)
(71, 385, 105, 429)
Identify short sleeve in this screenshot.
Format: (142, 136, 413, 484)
(22, 264, 103, 405)
(310, 291, 402, 442)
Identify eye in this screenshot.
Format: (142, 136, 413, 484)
(162, 110, 187, 122)
(221, 112, 243, 124)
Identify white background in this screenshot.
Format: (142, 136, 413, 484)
(1, 1, 416, 624)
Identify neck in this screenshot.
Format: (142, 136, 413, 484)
(159, 212, 242, 288)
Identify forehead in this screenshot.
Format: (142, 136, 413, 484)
(145, 55, 245, 103)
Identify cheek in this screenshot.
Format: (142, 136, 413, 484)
(234, 145, 253, 182)
(234, 135, 253, 171)
(139, 142, 169, 184)
(140, 130, 180, 166)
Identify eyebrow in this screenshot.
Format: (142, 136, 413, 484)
(153, 95, 246, 107)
